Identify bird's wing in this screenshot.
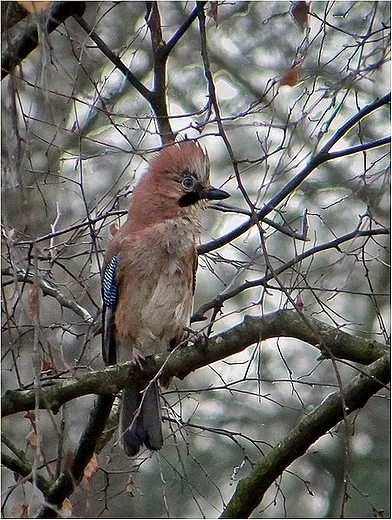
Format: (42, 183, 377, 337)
(102, 254, 119, 365)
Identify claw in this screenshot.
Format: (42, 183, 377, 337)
(132, 348, 146, 370)
(183, 326, 207, 348)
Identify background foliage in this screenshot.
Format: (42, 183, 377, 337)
(1, 1, 390, 518)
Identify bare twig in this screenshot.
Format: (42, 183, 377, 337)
(2, 267, 94, 323)
(199, 92, 391, 255)
(193, 226, 390, 321)
(72, 14, 152, 102)
(73, 2, 205, 144)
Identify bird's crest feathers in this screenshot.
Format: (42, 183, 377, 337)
(148, 140, 210, 186)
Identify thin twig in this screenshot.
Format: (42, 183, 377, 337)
(199, 92, 391, 255)
(2, 268, 94, 323)
(72, 14, 153, 102)
(193, 226, 390, 321)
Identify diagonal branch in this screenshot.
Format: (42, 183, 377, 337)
(220, 351, 390, 518)
(34, 394, 115, 518)
(318, 92, 391, 154)
(162, 1, 207, 58)
(326, 135, 390, 160)
(72, 13, 153, 102)
(2, 1, 86, 79)
(73, 2, 204, 144)
(194, 226, 390, 320)
(2, 267, 94, 323)
(199, 92, 391, 255)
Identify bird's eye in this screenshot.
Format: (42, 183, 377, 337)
(181, 177, 196, 191)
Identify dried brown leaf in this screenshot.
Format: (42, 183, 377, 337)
(26, 284, 39, 322)
(24, 410, 36, 422)
(296, 294, 304, 312)
(10, 503, 29, 518)
(207, 2, 219, 27)
(62, 450, 74, 472)
(280, 66, 299, 87)
(290, 1, 310, 31)
(126, 474, 137, 496)
(60, 498, 72, 518)
(41, 358, 55, 374)
(110, 222, 120, 236)
(25, 429, 37, 449)
(18, 2, 50, 14)
(82, 453, 100, 486)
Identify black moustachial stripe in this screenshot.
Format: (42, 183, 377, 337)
(178, 191, 201, 207)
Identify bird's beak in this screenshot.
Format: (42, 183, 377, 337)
(201, 185, 230, 201)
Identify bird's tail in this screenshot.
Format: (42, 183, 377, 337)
(120, 381, 163, 457)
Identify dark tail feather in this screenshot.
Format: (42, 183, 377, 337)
(120, 382, 163, 457)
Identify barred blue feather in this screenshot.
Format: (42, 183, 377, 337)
(103, 255, 118, 307)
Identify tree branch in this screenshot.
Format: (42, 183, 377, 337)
(199, 92, 391, 255)
(326, 135, 390, 160)
(2, 311, 387, 517)
(2, 310, 387, 418)
(318, 92, 391, 154)
(2, 267, 94, 324)
(73, 1, 206, 144)
(220, 351, 390, 518)
(34, 394, 115, 518)
(161, 2, 207, 58)
(145, 2, 175, 143)
(2, 1, 86, 79)
(194, 226, 390, 321)
(72, 13, 153, 102)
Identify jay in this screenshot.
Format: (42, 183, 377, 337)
(101, 140, 229, 457)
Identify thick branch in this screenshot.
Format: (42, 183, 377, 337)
(2, 310, 387, 417)
(146, 1, 207, 142)
(2, 396, 114, 518)
(145, 2, 175, 143)
(220, 351, 390, 518)
(1, 452, 52, 498)
(2, 1, 86, 79)
(2, 311, 388, 517)
(34, 394, 115, 518)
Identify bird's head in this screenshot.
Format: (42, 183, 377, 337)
(128, 140, 230, 224)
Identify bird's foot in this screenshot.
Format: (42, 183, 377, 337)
(183, 326, 208, 349)
(132, 348, 146, 370)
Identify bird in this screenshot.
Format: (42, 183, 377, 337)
(101, 140, 230, 457)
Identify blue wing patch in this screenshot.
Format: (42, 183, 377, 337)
(103, 255, 118, 307)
